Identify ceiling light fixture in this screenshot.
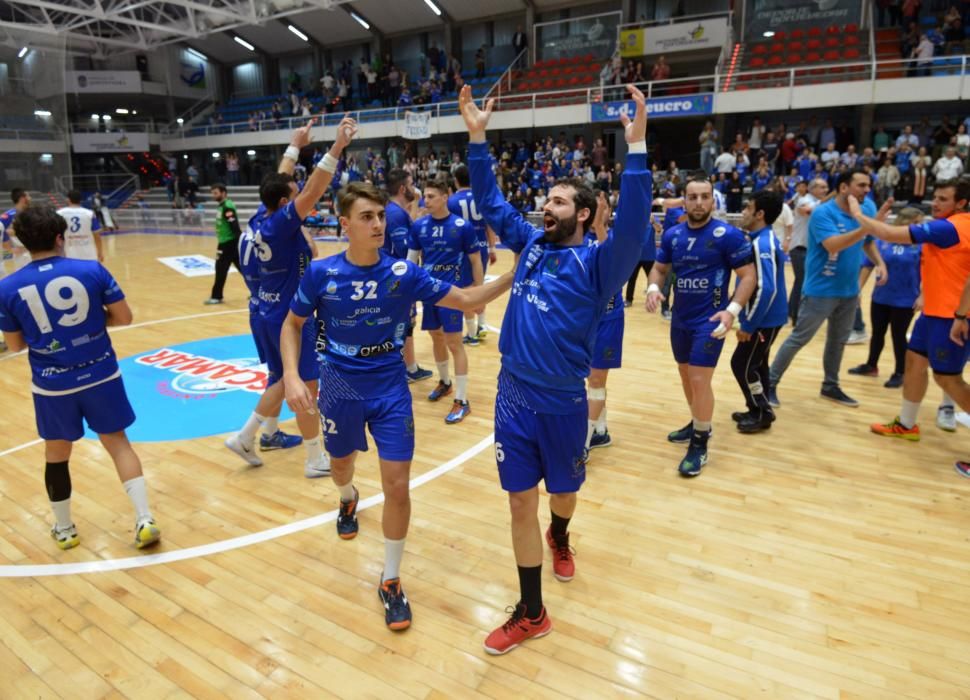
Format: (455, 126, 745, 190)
(423, 0, 442, 16)
(351, 12, 370, 30)
(234, 36, 255, 51)
(288, 25, 309, 41)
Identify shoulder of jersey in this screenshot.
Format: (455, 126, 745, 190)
(453, 216, 466, 226)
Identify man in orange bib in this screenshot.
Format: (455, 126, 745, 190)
(847, 180, 970, 476)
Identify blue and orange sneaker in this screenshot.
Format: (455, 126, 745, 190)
(427, 380, 452, 402)
(462, 334, 480, 346)
(378, 575, 412, 631)
(445, 399, 470, 424)
(955, 460, 970, 478)
(259, 430, 303, 451)
(870, 418, 920, 441)
(337, 486, 359, 540)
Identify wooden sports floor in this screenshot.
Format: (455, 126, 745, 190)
(1, 231, 969, 699)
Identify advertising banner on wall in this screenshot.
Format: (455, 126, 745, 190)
(744, 0, 862, 40)
(72, 131, 150, 153)
(65, 71, 142, 93)
(620, 18, 729, 57)
(590, 94, 713, 122)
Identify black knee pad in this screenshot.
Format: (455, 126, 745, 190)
(45, 461, 72, 502)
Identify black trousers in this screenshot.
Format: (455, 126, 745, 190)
(211, 239, 241, 300)
(788, 246, 806, 324)
(624, 261, 654, 303)
(730, 326, 782, 413)
(866, 301, 914, 375)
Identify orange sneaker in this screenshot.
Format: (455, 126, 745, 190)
(483, 603, 552, 655)
(545, 526, 575, 582)
(870, 418, 920, 441)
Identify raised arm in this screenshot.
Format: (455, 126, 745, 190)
(293, 115, 358, 221)
(279, 118, 316, 175)
(460, 86, 537, 252)
(846, 195, 912, 244)
(437, 269, 514, 312)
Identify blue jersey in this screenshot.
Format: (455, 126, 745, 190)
(408, 213, 478, 287)
(663, 207, 685, 231)
(585, 233, 625, 320)
(739, 226, 788, 332)
(448, 189, 488, 252)
(0, 207, 15, 242)
(804, 197, 877, 298)
(863, 240, 921, 309)
(290, 252, 451, 399)
(0, 257, 124, 394)
(239, 205, 266, 311)
(468, 141, 651, 410)
(252, 201, 312, 321)
(383, 201, 412, 259)
(657, 219, 753, 329)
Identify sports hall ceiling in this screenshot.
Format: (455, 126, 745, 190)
(0, 0, 579, 61)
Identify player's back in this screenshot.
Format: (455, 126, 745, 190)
(409, 213, 474, 285)
(239, 206, 266, 307)
(383, 200, 412, 259)
(253, 201, 311, 320)
(448, 190, 487, 247)
(0, 256, 122, 393)
(57, 206, 100, 260)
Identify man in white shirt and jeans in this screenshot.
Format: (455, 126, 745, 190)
(787, 178, 827, 325)
(57, 190, 103, 262)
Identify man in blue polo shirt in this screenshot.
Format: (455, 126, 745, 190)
(768, 168, 889, 408)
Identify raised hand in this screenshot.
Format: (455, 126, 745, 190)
(290, 116, 317, 149)
(876, 196, 894, 222)
(619, 84, 647, 144)
(458, 85, 494, 141)
(333, 115, 358, 152)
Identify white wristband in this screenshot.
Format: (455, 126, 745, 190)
(284, 145, 300, 161)
(320, 153, 338, 174)
(628, 141, 647, 154)
(726, 301, 743, 318)
(647, 283, 661, 295)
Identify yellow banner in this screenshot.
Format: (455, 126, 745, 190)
(619, 28, 644, 57)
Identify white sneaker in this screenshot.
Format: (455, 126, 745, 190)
(134, 518, 161, 549)
(846, 330, 869, 345)
(225, 434, 263, 466)
(305, 453, 332, 478)
(937, 405, 957, 432)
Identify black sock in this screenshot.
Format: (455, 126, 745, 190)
(45, 461, 71, 501)
(550, 511, 570, 542)
(517, 565, 543, 618)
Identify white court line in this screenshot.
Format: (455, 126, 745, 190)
(0, 438, 43, 457)
(0, 434, 495, 578)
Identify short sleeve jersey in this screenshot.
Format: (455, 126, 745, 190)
(0, 257, 124, 394)
(408, 213, 479, 287)
(383, 201, 413, 260)
(253, 201, 312, 321)
(56, 206, 101, 261)
(909, 212, 970, 317)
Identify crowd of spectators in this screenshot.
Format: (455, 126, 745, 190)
(879, 3, 970, 74)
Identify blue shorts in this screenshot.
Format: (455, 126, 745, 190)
(258, 315, 318, 385)
(249, 311, 267, 364)
(33, 376, 136, 441)
(480, 248, 490, 275)
(908, 314, 970, 375)
(319, 385, 415, 461)
(421, 303, 464, 333)
(670, 322, 724, 368)
(494, 392, 587, 494)
(591, 315, 624, 370)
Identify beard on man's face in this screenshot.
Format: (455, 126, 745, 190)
(542, 211, 578, 243)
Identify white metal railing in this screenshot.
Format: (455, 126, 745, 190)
(618, 9, 732, 31)
(152, 54, 970, 141)
(0, 127, 62, 141)
(487, 48, 528, 101)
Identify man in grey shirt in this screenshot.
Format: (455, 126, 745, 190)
(786, 177, 827, 324)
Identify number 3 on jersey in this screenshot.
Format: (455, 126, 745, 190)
(17, 276, 90, 333)
(350, 280, 377, 301)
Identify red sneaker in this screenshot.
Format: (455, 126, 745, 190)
(483, 603, 552, 655)
(545, 526, 575, 582)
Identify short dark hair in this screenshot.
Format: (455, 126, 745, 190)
(452, 164, 470, 188)
(934, 178, 970, 207)
(684, 171, 714, 194)
(337, 181, 386, 216)
(749, 190, 783, 226)
(259, 172, 295, 210)
(67, 190, 82, 204)
(552, 176, 597, 232)
(425, 176, 451, 195)
(835, 167, 870, 191)
(11, 188, 26, 205)
(14, 206, 66, 253)
(386, 168, 410, 196)
(210, 183, 228, 194)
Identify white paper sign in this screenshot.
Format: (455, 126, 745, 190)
(402, 111, 432, 140)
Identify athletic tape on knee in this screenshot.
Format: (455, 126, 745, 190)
(587, 387, 607, 401)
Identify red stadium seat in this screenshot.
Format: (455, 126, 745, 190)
(823, 49, 839, 62)
(767, 55, 783, 66)
(825, 36, 840, 48)
(844, 34, 860, 46)
(808, 27, 822, 37)
(581, 74, 594, 84)
(550, 67, 560, 76)
(845, 23, 858, 33)
(750, 56, 766, 68)
(789, 40, 803, 52)
(787, 53, 802, 65)
(770, 42, 784, 53)
(569, 76, 579, 85)
(774, 30, 787, 41)
(752, 43, 768, 55)
(557, 57, 568, 65)
(826, 24, 840, 35)
(844, 47, 861, 60)
(541, 79, 553, 90)
(806, 38, 822, 50)
(791, 28, 805, 39)
(555, 77, 567, 88)
(805, 51, 822, 63)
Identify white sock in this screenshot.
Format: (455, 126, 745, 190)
(336, 480, 356, 502)
(478, 311, 487, 329)
(304, 436, 323, 462)
(383, 537, 406, 582)
(900, 399, 921, 429)
(406, 362, 418, 373)
(123, 476, 152, 522)
(455, 375, 468, 401)
(585, 420, 595, 449)
(50, 498, 73, 530)
(240, 412, 264, 443)
(261, 415, 279, 437)
(465, 316, 478, 338)
(594, 407, 608, 434)
(941, 393, 955, 409)
(692, 419, 712, 433)
(436, 361, 451, 384)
